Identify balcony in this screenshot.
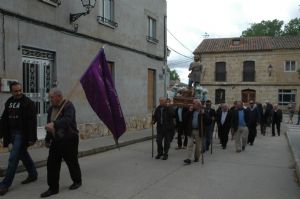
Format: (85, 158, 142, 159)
(97, 16, 118, 28)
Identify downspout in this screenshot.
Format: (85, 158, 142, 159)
(2, 13, 5, 74)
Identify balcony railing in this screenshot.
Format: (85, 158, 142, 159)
(215, 72, 226, 81)
(243, 71, 255, 82)
(97, 16, 118, 28)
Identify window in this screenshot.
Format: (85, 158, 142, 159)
(215, 62, 226, 81)
(97, 0, 118, 28)
(243, 61, 255, 82)
(284, 60, 296, 72)
(147, 17, 158, 43)
(232, 38, 241, 46)
(278, 89, 296, 106)
(215, 89, 225, 104)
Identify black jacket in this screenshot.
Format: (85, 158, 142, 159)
(216, 110, 232, 131)
(152, 105, 175, 133)
(175, 107, 188, 127)
(1, 94, 37, 147)
(45, 100, 79, 143)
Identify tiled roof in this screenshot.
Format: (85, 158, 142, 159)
(194, 36, 300, 54)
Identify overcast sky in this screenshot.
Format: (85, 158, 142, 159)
(167, 0, 300, 83)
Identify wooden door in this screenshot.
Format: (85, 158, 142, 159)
(241, 89, 256, 104)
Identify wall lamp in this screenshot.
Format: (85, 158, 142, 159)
(268, 64, 273, 76)
(70, 0, 96, 23)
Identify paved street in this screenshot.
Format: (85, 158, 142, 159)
(1, 126, 300, 199)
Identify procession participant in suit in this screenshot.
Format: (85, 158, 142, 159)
(175, 106, 188, 149)
(183, 99, 206, 164)
(271, 104, 283, 136)
(216, 103, 232, 149)
(152, 97, 175, 160)
(247, 100, 260, 146)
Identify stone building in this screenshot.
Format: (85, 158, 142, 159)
(0, 0, 167, 137)
(194, 36, 300, 109)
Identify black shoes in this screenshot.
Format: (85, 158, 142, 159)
(69, 182, 82, 190)
(242, 146, 245, 151)
(21, 175, 38, 184)
(194, 158, 199, 162)
(184, 159, 191, 164)
(155, 154, 168, 160)
(40, 189, 59, 198)
(162, 155, 168, 160)
(0, 187, 8, 196)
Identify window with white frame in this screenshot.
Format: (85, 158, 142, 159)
(284, 60, 296, 72)
(278, 89, 296, 106)
(147, 17, 158, 43)
(97, 0, 118, 28)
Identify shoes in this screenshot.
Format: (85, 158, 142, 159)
(21, 175, 37, 184)
(242, 146, 245, 151)
(182, 146, 187, 149)
(175, 146, 182, 150)
(194, 158, 199, 162)
(184, 159, 191, 164)
(222, 146, 226, 149)
(0, 187, 8, 196)
(162, 155, 168, 160)
(40, 189, 58, 198)
(155, 154, 162, 159)
(236, 149, 242, 153)
(69, 182, 82, 190)
(249, 143, 253, 146)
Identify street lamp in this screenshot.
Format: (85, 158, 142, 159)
(70, 0, 96, 23)
(268, 64, 273, 76)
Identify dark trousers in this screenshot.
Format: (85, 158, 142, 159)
(248, 125, 257, 144)
(47, 134, 82, 191)
(156, 131, 171, 156)
(204, 125, 213, 151)
(272, 121, 281, 136)
(219, 127, 230, 148)
(177, 122, 188, 148)
(260, 122, 266, 135)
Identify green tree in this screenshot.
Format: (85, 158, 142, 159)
(241, 19, 284, 37)
(169, 69, 180, 81)
(283, 18, 300, 36)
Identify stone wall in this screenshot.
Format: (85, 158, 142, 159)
(0, 114, 153, 153)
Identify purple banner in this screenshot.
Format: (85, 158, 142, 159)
(80, 49, 126, 140)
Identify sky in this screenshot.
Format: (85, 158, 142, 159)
(167, 0, 300, 83)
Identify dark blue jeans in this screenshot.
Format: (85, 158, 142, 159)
(0, 133, 37, 188)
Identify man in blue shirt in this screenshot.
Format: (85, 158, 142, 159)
(232, 101, 249, 152)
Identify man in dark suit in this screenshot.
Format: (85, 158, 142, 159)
(152, 97, 175, 160)
(247, 100, 260, 145)
(216, 104, 232, 149)
(175, 107, 188, 149)
(271, 104, 282, 136)
(204, 100, 216, 152)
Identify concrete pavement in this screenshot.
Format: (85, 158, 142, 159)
(0, 124, 300, 198)
(0, 129, 155, 177)
(0, 114, 300, 198)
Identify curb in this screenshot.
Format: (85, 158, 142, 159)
(286, 129, 300, 181)
(0, 135, 154, 177)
